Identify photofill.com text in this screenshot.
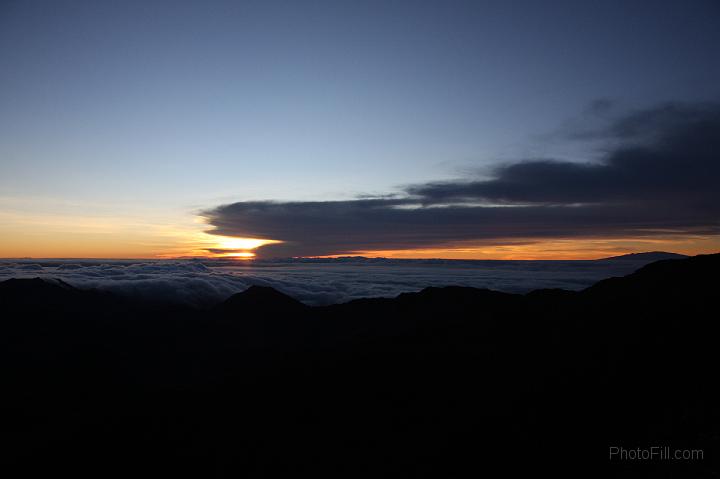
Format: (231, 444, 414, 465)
(609, 446, 703, 461)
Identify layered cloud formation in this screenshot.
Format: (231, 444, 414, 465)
(0, 258, 665, 307)
(203, 102, 720, 258)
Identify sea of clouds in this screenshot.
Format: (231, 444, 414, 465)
(0, 258, 653, 307)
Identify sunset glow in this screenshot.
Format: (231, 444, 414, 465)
(216, 237, 276, 251)
(218, 251, 256, 258)
(1, 205, 717, 261)
(320, 236, 720, 261)
(156, 231, 282, 259)
(1, 2, 717, 261)
(2, 3, 718, 474)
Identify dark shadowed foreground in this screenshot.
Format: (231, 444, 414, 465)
(1, 254, 718, 477)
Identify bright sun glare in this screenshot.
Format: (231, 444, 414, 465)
(217, 237, 276, 250)
(222, 251, 256, 258)
(207, 236, 282, 259)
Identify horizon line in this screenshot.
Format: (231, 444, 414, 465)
(0, 251, 693, 262)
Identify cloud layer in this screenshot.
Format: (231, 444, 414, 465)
(203, 102, 720, 258)
(0, 258, 656, 307)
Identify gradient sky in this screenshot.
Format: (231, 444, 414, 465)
(1, 0, 719, 259)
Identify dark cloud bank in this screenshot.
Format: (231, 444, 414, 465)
(204, 103, 720, 258)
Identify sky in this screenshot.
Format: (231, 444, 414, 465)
(1, 0, 719, 259)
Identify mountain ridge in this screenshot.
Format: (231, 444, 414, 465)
(1, 253, 718, 476)
(596, 250, 688, 261)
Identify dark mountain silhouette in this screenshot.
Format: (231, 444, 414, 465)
(217, 285, 308, 315)
(1, 276, 84, 307)
(597, 250, 689, 261)
(1, 254, 718, 477)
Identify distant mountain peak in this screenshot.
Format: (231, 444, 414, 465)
(597, 251, 688, 262)
(218, 285, 307, 315)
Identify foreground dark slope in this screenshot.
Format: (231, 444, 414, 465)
(1, 254, 718, 477)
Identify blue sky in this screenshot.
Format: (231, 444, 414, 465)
(1, 0, 719, 258)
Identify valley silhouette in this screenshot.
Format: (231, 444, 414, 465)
(2, 253, 717, 477)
